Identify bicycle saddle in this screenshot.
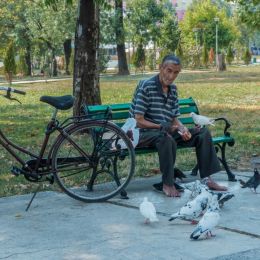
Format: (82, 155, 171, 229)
(40, 95, 74, 110)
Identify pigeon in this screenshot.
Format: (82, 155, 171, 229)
(174, 167, 187, 181)
(239, 168, 260, 193)
(190, 112, 215, 127)
(169, 186, 212, 223)
(183, 180, 205, 199)
(139, 197, 159, 224)
(112, 118, 139, 149)
(210, 191, 235, 208)
(190, 195, 220, 240)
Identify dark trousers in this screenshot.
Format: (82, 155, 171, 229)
(137, 128, 221, 186)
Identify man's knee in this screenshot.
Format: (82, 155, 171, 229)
(156, 134, 177, 152)
(196, 127, 213, 145)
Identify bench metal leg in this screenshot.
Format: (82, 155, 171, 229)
(191, 164, 199, 176)
(216, 143, 237, 182)
(112, 157, 129, 199)
(191, 143, 236, 182)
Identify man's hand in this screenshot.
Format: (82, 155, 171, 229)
(160, 122, 172, 133)
(177, 126, 191, 141)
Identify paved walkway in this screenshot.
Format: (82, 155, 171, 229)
(0, 171, 259, 260)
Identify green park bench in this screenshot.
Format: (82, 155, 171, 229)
(83, 97, 236, 183)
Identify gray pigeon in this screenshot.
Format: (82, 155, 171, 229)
(239, 168, 260, 193)
(190, 195, 220, 240)
(209, 191, 235, 208)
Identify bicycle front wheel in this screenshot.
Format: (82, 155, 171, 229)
(51, 120, 135, 202)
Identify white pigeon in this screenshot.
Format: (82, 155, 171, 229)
(139, 197, 159, 224)
(190, 112, 215, 127)
(169, 186, 212, 223)
(183, 180, 206, 199)
(190, 195, 220, 240)
(112, 118, 139, 149)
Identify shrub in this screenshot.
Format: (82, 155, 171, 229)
(226, 44, 234, 65)
(133, 44, 145, 72)
(4, 41, 16, 84)
(243, 48, 251, 65)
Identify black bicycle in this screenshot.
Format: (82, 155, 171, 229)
(0, 86, 135, 207)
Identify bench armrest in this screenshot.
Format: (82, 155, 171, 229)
(214, 117, 232, 136)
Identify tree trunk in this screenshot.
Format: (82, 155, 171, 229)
(73, 0, 101, 116)
(25, 44, 32, 76)
(115, 0, 129, 75)
(217, 53, 226, 71)
(63, 39, 72, 75)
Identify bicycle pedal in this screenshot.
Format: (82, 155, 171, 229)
(11, 166, 22, 176)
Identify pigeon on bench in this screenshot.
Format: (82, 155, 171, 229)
(190, 112, 215, 127)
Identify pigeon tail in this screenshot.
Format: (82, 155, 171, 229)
(169, 215, 178, 221)
(190, 227, 203, 240)
(239, 179, 246, 187)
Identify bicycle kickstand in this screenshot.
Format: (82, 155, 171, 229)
(25, 185, 41, 212)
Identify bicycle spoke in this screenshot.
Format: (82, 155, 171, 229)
(52, 121, 135, 202)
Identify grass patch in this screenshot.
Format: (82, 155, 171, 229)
(0, 66, 259, 197)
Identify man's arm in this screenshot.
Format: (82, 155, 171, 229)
(135, 114, 161, 130)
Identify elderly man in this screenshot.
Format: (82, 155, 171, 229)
(129, 54, 227, 197)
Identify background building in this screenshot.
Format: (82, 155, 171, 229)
(171, 0, 193, 20)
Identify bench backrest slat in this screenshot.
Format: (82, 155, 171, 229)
(84, 97, 199, 126)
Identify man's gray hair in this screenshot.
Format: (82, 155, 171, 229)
(161, 55, 181, 66)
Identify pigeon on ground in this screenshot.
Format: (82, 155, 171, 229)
(190, 112, 215, 127)
(239, 168, 260, 193)
(210, 191, 235, 208)
(183, 180, 205, 199)
(169, 186, 212, 223)
(139, 197, 159, 224)
(190, 195, 220, 240)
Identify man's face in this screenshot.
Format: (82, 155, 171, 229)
(159, 63, 181, 87)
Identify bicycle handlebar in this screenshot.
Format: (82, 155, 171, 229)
(0, 86, 26, 95)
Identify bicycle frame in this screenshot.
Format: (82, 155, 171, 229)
(0, 109, 88, 178)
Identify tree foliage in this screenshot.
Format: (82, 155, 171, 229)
(180, 0, 239, 51)
(226, 0, 260, 30)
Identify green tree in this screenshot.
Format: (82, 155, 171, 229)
(4, 41, 16, 85)
(157, 2, 180, 54)
(0, 0, 33, 76)
(125, 0, 164, 48)
(226, 0, 260, 30)
(226, 44, 234, 65)
(180, 0, 239, 55)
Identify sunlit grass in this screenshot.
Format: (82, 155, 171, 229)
(0, 66, 259, 197)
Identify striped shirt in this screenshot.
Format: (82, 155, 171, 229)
(129, 74, 180, 124)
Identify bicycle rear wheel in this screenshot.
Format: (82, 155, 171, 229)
(51, 120, 135, 202)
